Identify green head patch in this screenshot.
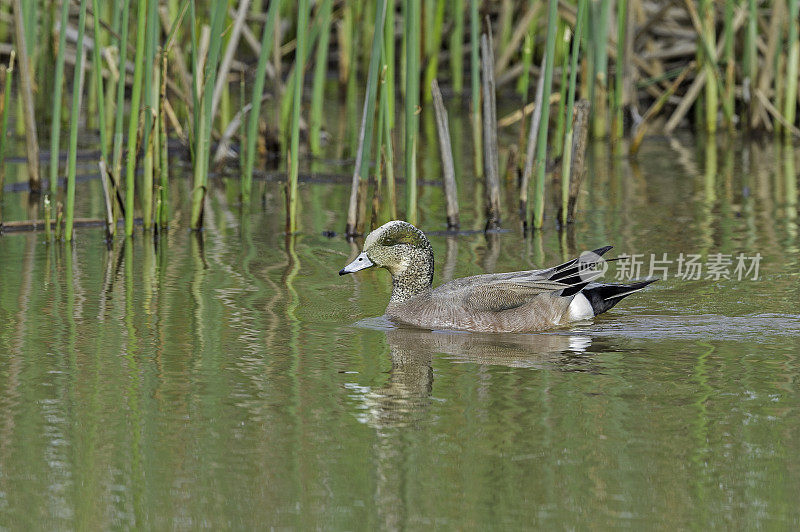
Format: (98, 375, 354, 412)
(364, 220, 428, 251)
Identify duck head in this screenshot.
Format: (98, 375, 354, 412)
(339, 221, 434, 303)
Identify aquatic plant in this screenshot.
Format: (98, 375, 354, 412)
(287, 0, 308, 233)
(64, 0, 88, 241)
(0, 0, 796, 240)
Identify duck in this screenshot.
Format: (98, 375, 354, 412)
(339, 220, 656, 333)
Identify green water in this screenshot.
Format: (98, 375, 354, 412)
(1, 132, 800, 528)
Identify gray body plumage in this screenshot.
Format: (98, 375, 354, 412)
(386, 270, 585, 333)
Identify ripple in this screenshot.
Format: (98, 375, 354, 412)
(577, 313, 800, 342)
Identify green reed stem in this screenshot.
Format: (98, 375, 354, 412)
(498, 0, 513, 50)
(287, 0, 309, 233)
(92, 0, 115, 235)
(469, 0, 482, 177)
(784, 0, 799, 132)
(0, 54, 14, 204)
(310, 0, 333, 155)
(590, 0, 611, 138)
(112, 0, 131, 197)
(49, 0, 70, 198)
(190, 1, 228, 230)
(279, 15, 322, 143)
(104, 0, 122, 147)
(744, 0, 757, 118)
(155, 0, 189, 230)
(20, 0, 36, 58)
(145, 57, 159, 232)
(141, 0, 159, 230)
(405, 0, 420, 224)
(346, 0, 387, 236)
(189, 0, 199, 157)
(517, 29, 534, 97)
(341, 1, 354, 85)
(422, 0, 445, 102)
(722, 0, 735, 129)
(242, 0, 281, 202)
(158, 51, 169, 228)
(375, 70, 386, 190)
(91, 0, 109, 164)
(65, 0, 88, 242)
(554, 50, 568, 158)
(360, 2, 387, 175)
(124, 0, 149, 236)
(399, 0, 406, 98)
(360, 2, 374, 77)
(532, 0, 558, 230)
(239, 76, 247, 189)
(384, 0, 395, 127)
(613, 0, 626, 138)
(12, 0, 40, 192)
(380, 68, 397, 219)
(700, 0, 717, 133)
(450, 0, 465, 93)
(344, 13, 360, 157)
(40, 0, 56, 115)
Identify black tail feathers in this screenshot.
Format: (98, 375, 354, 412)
(550, 246, 613, 294)
(582, 279, 658, 316)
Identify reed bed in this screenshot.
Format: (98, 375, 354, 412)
(0, 0, 797, 240)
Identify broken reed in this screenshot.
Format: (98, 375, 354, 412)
(469, 0, 483, 179)
(431, 79, 459, 230)
(560, 0, 586, 226)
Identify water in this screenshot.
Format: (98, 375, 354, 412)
(1, 125, 800, 527)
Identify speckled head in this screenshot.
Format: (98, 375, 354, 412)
(339, 221, 434, 302)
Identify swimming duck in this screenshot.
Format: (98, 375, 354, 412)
(339, 220, 656, 333)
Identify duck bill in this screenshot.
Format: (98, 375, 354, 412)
(339, 252, 375, 275)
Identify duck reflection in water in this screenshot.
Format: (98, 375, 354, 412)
(350, 326, 597, 530)
(353, 325, 595, 431)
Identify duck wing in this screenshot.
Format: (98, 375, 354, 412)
(464, 279, 571, 312)
(454, 246, 613, 313)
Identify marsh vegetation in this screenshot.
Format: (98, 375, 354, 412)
(0, 0, 796, 240)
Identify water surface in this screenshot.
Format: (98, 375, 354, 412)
(1, 128, 800, 528)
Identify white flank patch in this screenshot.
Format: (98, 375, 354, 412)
(567, 293, 594, 321)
